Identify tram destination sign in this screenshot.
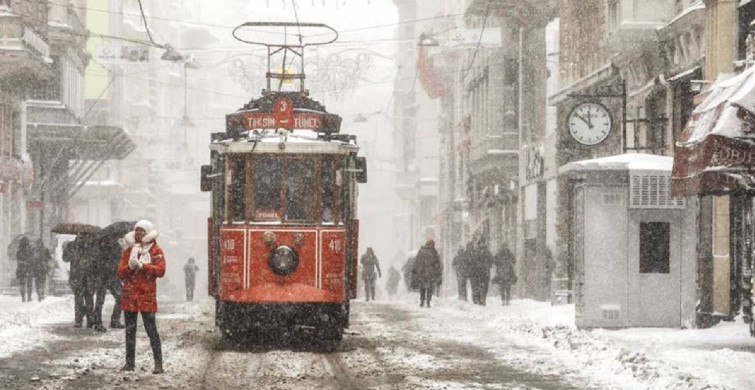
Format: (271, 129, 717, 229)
(242, 112, 322, 130)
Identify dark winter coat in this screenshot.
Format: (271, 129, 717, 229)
(184, 263, 199, 285)
(411, 241, 443, 288)
(63, 237, 98, 290)
(468, 242, 493, 281)
(96, 238, 123, 287)
(15, 239, 33, 279)
(360, 248, 381, 281)
(452, 247, 469, 278)
(116, 231, 166, 313)
(31, 241, 52, 279)
(492, 247, 517, 286)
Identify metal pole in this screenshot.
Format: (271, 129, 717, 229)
(622, 80, 627, 153)
(184, 65, 188, 145)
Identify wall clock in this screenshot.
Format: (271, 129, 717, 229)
(567, 102, 612, 146)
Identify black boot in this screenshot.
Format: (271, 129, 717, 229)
(152, 356, 164, 374)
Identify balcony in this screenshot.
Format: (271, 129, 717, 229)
(0, 14, 53, 78)
(469, 132, 519, 176)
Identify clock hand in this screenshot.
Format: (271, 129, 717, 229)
(574, 113, 590, 126)
(587, 110, 593, 129)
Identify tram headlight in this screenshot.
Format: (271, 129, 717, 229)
(268, 245, 299, 276)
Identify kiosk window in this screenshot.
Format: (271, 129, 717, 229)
(639, 222, 670, 274)
(253, 158, 282, 218)
(285, 159, 314, 221)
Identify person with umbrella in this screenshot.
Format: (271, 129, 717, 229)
(63, 233, 98, 328)
(15, 237, 33, 303)
(92, 221, 134, 329)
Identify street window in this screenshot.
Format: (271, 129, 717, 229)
(639, 222, 670, 273)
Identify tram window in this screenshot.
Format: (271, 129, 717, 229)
(253, 158, 282, 219)
(321, 159, 335, 223)
(286, 159, 315, 221)
(230, 156, 246, 222)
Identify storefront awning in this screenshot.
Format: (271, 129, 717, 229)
(671, 65, 755, 196)
(27, 124, 134, 160)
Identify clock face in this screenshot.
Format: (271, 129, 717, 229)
(567, 102, 612, 146)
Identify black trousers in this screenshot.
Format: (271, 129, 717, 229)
(124, 311, 162, 366)
(185, 280, 195, 301)
(73, 277, 94, 326)
(499, 283, 512, 305)
(94, 280, 123, 327)
(455, 272, 468, 301)
(35, 275, 46, 301)
(18, 276, 33, 302)
(363, 277, 376, 301)
(419, 281, 435, 305)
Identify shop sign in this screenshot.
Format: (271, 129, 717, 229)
(26, 200, 43, 210)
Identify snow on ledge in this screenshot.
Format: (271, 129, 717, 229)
(559, 153, 673, 175)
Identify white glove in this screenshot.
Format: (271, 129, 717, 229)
(136, 260, 144, 270)
(128, 257, 140, 270)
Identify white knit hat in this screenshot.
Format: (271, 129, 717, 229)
(135, 219, 153, 232)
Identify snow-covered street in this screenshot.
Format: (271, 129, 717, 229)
(1, 294, 754, 390)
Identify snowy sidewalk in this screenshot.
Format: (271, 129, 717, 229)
(412, 295, 755, 390)
(0, 294, 76, 358)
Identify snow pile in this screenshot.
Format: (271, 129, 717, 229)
(436, 297, 744, 390)
(0, 294, 74, 358)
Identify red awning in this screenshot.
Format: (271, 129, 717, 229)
(671, 65, 755, 196)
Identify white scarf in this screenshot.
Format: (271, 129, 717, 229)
(125, 230, 158, 266)
(129, 242, 153, 265)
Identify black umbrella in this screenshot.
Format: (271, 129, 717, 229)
(6, 233, 33, 261)
(50, 223, 100, 235)
(95, 221, 137, 240)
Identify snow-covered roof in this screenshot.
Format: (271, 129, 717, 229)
(559, 153, 673, 174)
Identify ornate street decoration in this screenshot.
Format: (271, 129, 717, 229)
(227, 48, 393, 100)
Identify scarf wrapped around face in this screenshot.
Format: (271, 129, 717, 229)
(124, 230, 159, 266)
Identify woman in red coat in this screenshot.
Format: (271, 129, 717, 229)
(116, 220, 165, 374)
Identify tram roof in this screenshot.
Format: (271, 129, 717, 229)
(209, 129, 359, 155)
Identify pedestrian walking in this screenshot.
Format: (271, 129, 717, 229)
(63, 234, 98, 328)
(452, 245, 469, 301)
(31, 239, 52, 301)
(385, 265, 400, 298)
(93, 237, 125, 330)
(183, 257, 199, 301)
(15, 237, 33, 303)
(360, 247, 381, 301)
(411, 240, 443, 307)
(469, 238, 493, 306)
(492, 245, 517, 306)
(116, 220, 166, 374)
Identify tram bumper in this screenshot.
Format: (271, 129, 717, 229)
(219, 283, 348, 332)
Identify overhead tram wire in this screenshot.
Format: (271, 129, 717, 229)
(137, 0, 160, 47)
(462, 1, 491, 80)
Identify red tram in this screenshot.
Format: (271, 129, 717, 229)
(199, 23, 366, 344)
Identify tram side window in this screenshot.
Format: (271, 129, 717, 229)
(230, 156, 246, 222)
(321, 159, 336, 223)
(254, 158, 282, 220)
(286, 159, 315, 221)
